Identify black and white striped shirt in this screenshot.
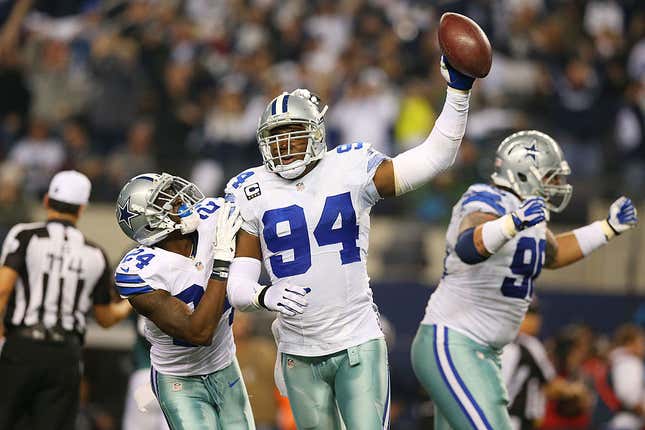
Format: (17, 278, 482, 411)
(0, 220, 111, 336)
(502, 334, 556, 429)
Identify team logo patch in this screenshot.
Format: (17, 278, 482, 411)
(195, 261, 204, 271)
(172, 382, 183, 392)
(296, 182, 305, 191)
(244, 183, 261, 200)
(286, 358, 295, 369)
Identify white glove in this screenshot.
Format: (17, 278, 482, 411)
(254, 283, 310, 317)
(212, 203, 243, 263)
(510, 197, 549, 232)
(606, 196, 638, 236)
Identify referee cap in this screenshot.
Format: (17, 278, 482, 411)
(48, 170, 92, 205)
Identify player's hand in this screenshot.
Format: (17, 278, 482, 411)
(606, 196, 638, 235)
(510, 197, 548, 231)
(440, 55, 475, 91)
(212, 202, 243, 263)
(256, 283, 311, 317)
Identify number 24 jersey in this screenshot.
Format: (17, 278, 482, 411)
(226, 143, 388, 357)
(421, 184, 547, 349)
(115, 198, 235, 376)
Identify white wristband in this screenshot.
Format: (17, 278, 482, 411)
(481, 214, 517, 254)
(572, 221, 608, 256)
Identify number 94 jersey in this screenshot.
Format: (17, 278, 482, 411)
(421, 184, 546, 349)
(115, 198, 235, 376)
(226, 143, 388, 357)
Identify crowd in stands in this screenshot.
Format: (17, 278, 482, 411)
(0, 0, 642, 229)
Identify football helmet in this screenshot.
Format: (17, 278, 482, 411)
(116, 173, 204, 246)
(257, 88, 328, 179)
(491, 130, 573, 212)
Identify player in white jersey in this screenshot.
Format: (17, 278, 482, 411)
(224, 58, 477, 430)
(114, 173, 254, 430)
(411, 130, 639, 430)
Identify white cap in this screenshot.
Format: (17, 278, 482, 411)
(48, 170, 92, 206)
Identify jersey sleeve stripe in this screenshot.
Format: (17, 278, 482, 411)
(115, 273, 146, 284)
(462, 191, 505, 215)
(117, 284, 154, 296)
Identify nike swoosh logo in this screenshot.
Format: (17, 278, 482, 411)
(228, 378, 240, 388)
(119, 267, 130, 272)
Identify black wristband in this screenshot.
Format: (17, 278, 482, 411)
(210, 259, 231, 281)
(606, 217, 620, 235)
(257, 286, 270, 309)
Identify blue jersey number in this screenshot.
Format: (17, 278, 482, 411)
(263, 192, 359, 278)
(195, 200, 219, 220)
(121, 248, 155, 269)
(501, 237, 546, 299)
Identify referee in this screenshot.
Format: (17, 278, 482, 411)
(501, 301, 556, 430)
(0, 170, 131, 430)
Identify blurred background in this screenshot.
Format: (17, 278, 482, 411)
(0, 0, 644, 429)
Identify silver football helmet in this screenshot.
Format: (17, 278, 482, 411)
(257, 89, 328, 179)
(115, 173, 204, 246)
(491, 130, 573, 212)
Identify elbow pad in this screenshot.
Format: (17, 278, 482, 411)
(226, 257, 263, 312)
(392, 89, 470, 195)
(455, 228, 488, 265)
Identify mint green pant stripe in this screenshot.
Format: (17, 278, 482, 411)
(411, 324, 512, 430)
(152, 359, 255, 430)
(282, 338, 389, 430)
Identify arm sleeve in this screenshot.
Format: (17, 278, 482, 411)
(392, 88, 470, 195)
(227, 257, 263, 311)
(91, 248, 112, 305)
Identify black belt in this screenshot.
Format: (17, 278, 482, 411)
(8, 324, 80, 345)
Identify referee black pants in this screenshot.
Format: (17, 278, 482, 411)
(0, 336, 81, 430)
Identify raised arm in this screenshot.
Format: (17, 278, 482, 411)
(544, 196, 638, 269)
(373, 58, 473, 198)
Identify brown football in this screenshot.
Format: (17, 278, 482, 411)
(438, 12, 492, 78)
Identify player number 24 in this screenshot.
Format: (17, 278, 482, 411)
(263, 192, 360, 278)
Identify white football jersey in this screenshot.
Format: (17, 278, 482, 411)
(421, 184, 547, 348)
(115, 198, 235, 376)
(226, 143, 388, 356)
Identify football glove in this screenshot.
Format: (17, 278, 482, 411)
(255, 283, 310, 317)
(212, 202, 242, 263)
(440, 56, 475, 91)
(510, 197, 548, 232)
(606, 196, 638, 235)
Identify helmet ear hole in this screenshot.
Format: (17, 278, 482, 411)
(517, 173, 528, 182)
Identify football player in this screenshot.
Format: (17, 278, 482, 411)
(410, 130, 639, 430)
(224, 58, 475, 429)
(114, 173, 255, 430)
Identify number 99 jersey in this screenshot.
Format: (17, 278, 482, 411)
(421, 184, 547, 349)
(226, 143, 389, 357)
(115, 198, 235, 376)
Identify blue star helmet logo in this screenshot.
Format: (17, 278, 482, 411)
(117, 197, 137, 229)
(524, 143, 539, 162)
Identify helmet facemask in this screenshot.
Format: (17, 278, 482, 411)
(258, 121, 325, 179)
(144, 174, 204, 236)
(532, 163, 572, 213)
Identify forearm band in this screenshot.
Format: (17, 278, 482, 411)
(573, 221, 609, 256)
